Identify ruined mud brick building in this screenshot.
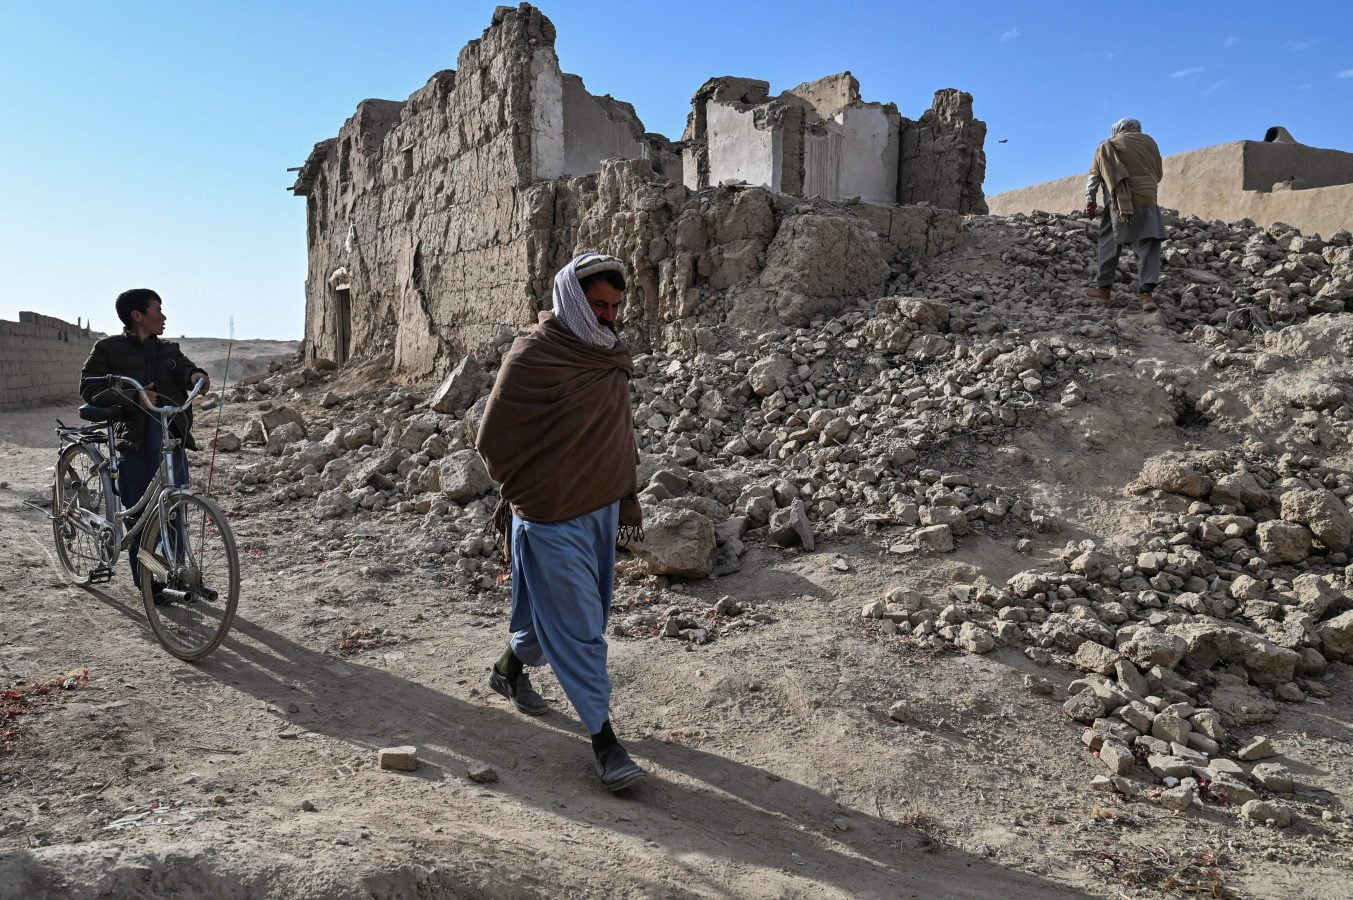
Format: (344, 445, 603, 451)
(292, 4, 987, 376)
(0, 312, 98, 410)
(991, 126, 1353, 240)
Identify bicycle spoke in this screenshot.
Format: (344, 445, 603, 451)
(141, 493, 238, 661)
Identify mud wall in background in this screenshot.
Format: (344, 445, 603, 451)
(989, 140, 1353, 239)
(0, 313, 98, 410)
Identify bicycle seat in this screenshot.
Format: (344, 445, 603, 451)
(78, 403, 123, 423)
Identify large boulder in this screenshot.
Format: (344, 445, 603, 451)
(747, 355, 794, 398)
(430, 358, 488, 414)
(439, 450, 494, 502)
(1132, 454, 1212, 498)
(768, 499, 814, 551)
(1209, 471, 1274, 512)
(1318, 610, 1353, 662)
(1117, 629, 1186, 669)
(1256, 521, 1313, 563)
(260, 405, 306, 439)
(628, 507, 715, 578)
(1168, 619, 1300, 685)
(1280, 488, 1353, 551)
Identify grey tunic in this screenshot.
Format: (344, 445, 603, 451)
(1086, 172, 1167, 243)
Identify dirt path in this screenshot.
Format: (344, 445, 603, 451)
(1, 405, 1091, 898)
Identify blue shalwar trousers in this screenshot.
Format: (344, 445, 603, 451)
(509, 501, 618, 734)
(119, 417, 188, 588)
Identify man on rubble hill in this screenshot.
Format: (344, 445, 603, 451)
(1084, 117, 1166, 312)
(475, 252, 648, 792)
(80, 288, 210, 591)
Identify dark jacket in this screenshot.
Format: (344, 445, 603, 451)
(80, 330, 208, 452)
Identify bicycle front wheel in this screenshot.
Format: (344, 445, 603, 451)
(138, 491, 239, 661)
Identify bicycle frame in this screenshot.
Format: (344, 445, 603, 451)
(59, 375, 207, 574)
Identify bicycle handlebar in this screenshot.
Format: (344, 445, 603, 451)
(81, 374, 208, 415)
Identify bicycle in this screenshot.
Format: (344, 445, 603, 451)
(41, 374, 239, 661)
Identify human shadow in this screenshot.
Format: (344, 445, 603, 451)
(161, 613, 1089, 899)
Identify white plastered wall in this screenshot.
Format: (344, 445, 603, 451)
(705, 101, 781, 191)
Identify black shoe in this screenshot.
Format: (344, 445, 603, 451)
(594, 744, 646, 792)
(488, 667, 549, 716)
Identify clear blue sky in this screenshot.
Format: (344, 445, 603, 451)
(2, 1, 1350, 340)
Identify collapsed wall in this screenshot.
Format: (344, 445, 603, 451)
(680, 73, 988, 213)
(0, 312, 98, 411)
(989, 134, 1353, 239)
(292, 4, 982, 376)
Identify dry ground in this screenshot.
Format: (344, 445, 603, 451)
(2, 319, 1350, 900)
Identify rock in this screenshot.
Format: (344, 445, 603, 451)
(1159, 785, 1195, 812)
(1209, 682, 1278, 726)
(440, 450, 495, 502)
(1280, 488, 1352, 551)
(1256, 521, 1313, 564)
(1073, 641, 1122, 676)
(629, 507, 716, 578)
(1119, 630, 1186, 669)
(1237, 736, 1275, 761)
(430, 357, 487, 414)
(1064, 691, 1107, 724)
(1007, 571, 1048, 598)
(1317, 610, 1353, 662)
(395, 415, 439, 453)
(735, 484, 777, 526)
(265, 421, 306, 454)
(920, 504, 968, 536)
(1147, 755, 1193, 779)
(955, 622, 995, 654)
(1023, 675, 1055, 695)
(1240, 799, 1292, 827)
(1098, 740, 1134, 776)
(214, 432, 242, 453)
(913, 524, 955, 552)
(378, 746, 419, 772)
(1114, 659, 1150, 698)
(748, 355, 793, 397)
(1250, 762, 1294, 792)
(467, 764, 499, 784)
(1168, 620, 1300, 685)
(1229, 574, 1266, 602)
(1134, 454, 1212, 498)
(768, 499, 814, 550)
(301, 799, 317, 812)
(1150, 713, 1191, 745)
(1189, 709, 1227, 741)
(1208, 774, 1258, 806)
(1210, 471, 1273, 512)
(314, 489, 356, 521)
(260, 405, 306, 439)
(888, 700, 914, 723)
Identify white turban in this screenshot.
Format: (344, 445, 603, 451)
(551, 252, 626, 348)
(1111, 118, 1142, 136)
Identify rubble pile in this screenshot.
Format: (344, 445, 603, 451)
(208, 208, 1353, 826)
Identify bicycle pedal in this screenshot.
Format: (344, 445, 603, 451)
(89, 566, 114, 584)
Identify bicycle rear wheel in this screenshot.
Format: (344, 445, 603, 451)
(138, 491, 239, 661)
(52, 443, 114, 585)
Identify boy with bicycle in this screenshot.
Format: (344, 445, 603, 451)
(80, 289, 210, 590)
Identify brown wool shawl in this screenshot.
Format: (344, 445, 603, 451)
(1092, 132, 1163, 218)
(477, 313, 642, 544)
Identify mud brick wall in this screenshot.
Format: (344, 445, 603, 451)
(0, 312, 98, 410)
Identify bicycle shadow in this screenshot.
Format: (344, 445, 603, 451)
(173, 614, 1086, 899)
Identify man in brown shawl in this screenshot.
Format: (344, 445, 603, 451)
(1085, 117, 1166, 312)
(476, 252, 647, 792)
